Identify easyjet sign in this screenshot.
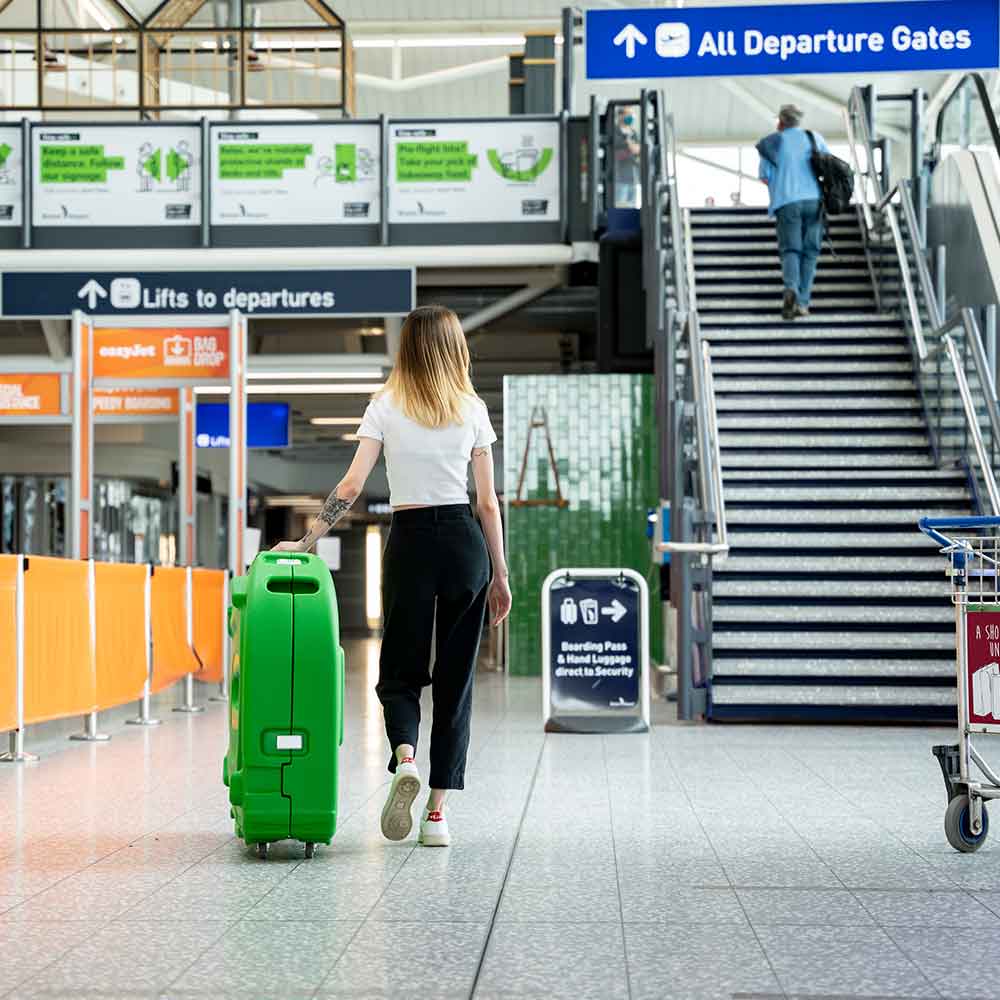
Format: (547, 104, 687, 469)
(93, 327, 230, 380)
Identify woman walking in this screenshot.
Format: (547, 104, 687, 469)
(273, 305, 512, 847)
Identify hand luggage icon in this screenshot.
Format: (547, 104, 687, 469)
(222, 552, 344, 859)
(560, 598, 578, 625)
(580, 598, 599, 625)
(973, 662, 1000, 718)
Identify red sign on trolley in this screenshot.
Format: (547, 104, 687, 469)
(966, 608, 1000, 732)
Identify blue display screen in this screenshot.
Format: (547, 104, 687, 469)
(196, 402, 291, 449)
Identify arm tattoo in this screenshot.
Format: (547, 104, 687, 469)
(298, 491, 354, 550)
(318, 493, 352, 527)
(472, 447, 489, 458)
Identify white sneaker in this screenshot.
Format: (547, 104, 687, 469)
(380, 759, 421, 841)
(419, 807, 451, 847)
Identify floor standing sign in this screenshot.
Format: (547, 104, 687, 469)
(541, 568, 650, 733)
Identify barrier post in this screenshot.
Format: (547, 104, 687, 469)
(209, 570, 230, 703)
(69, 560, 110, 742)
(0, 556, 38, 763)
(126, 564, 161, 726)
(173, 567, 204, 714)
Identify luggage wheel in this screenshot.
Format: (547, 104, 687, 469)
(254, 841, 269, 860)
(304, 842, 315, 859)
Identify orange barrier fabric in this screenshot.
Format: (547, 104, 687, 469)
(151, 566, 199, 693)
(23, 556, 96, 725)
(0, 555, 18, 733)
(191, 568, 225, 684)
(94, 563, 148, 710)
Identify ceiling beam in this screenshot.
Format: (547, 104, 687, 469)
(718, 78, 777, 126)
(763, 77, 906, 142)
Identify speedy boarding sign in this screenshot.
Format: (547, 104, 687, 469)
(541, 568, 650, 734)
(586, 1, 1000, 79)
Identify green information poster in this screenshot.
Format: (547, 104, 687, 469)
(389, 121, 559, 224)
(0, 127, 23, 227)
(32, 125, 200, 228)
(210, 124, 380, 226)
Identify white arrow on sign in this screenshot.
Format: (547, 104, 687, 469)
(77, 279, 107, 311)
(613, 23, 648, 59)
(602, 599, 627, 624)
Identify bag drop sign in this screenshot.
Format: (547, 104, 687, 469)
(542, 569, 649, 734)
(586, 1, 1000, 79)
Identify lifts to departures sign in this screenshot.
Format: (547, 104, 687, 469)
(586, 0, 1000, 79)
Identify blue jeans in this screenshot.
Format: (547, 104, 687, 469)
(775, 199, 823, 306)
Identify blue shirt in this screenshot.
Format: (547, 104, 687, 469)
(758, 127, 828, 216)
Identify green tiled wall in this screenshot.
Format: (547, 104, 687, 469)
(503, 374, 662, 677)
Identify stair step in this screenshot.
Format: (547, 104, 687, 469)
(714, 377, 915, 393)
(712, 630, 953, 650)
(720, 433, 930, 449)
(691, 224, 860, 237)
(722, 453, 937, 469)
(696, 269, 873, 282)
(718, 415, 925, 430)
(728, 531, 939, 548)
(716, 395, 919, 412)
(704, 326, 903, 342)
(709, 684, 956, 707)
(725, 507, 968, 525)
(702, 312, 895, 326)
(694, 258, 868, 270)
(693, 240, 864, 253)
(710, 343, 908, 358)
(717, 555, 943, 573)
(699, 298, 876, 311)
(714, 604, 952, 624)
(723, 468, 962, 481)
(713, 360, 911, 375)
(713, 579, 949, 598)
(711, 657, 955, 678)
(725, 486, 964, 502)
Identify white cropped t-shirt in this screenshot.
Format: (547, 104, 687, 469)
(357, 392, 497, 508)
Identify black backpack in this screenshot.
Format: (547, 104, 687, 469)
(807, 131, 854, 216)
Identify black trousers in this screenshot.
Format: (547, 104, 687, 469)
(376, 504, 490, 790)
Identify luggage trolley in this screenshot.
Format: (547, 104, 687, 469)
(920, 515, 1000, 852)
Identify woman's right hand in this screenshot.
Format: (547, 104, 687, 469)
(488, 575, 512, 627)
(270, 539, 304, 553)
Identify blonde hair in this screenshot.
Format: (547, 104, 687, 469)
(379, 305, 478, 428)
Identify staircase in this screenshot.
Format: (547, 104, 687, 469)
(693, 206, 970, 722)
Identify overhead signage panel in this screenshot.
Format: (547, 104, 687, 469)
(586, 1, 1000, 79)
(32, 125, 201, 228)
(0, 373, 62, 416)
(196, 401, 291, 449)
(0, 127, 23, 228)
(210, 123, 381, 227)
(92, 387, 180, 416)
(93, 327, 230, 381)
(389, 120, 559, 224)
(0, 268, 415, 318)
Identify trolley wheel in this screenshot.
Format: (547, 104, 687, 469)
(254, 841, 269, 860)
(304, 842, 315, 860)
(944, 795, 990, 853)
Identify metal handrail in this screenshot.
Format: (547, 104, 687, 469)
(934, 72, 1000, 159)
(703, 339, 728, 552)
(845, 90, 935, 359)
(944, 333, 1000, 514)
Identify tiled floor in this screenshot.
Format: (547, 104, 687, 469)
(1, 637, 997, 998)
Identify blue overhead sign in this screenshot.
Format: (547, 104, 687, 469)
(586, 1, 1000, 79)
(196, 402, 291, 449)
(0, 268, 415, 318)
